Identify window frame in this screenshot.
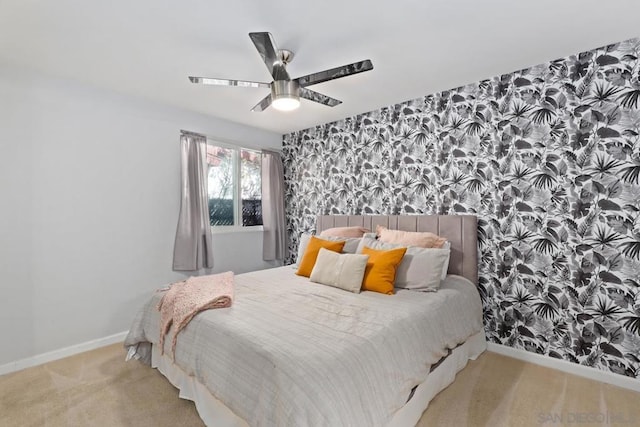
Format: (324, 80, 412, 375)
(206, 139, 263, 232)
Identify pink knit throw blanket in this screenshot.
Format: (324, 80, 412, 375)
(157, 271, 234, 358)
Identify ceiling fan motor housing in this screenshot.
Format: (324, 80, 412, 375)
(271, 79, 300, 101)
(270, 79, 301, 111)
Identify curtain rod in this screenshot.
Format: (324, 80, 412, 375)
(180, 129, 206, 138)
(180, 129, 282, 153)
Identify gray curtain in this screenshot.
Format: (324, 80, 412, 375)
(173, 132, 214, 271)
(261, 150, 287, 261)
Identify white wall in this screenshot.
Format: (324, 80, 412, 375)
(0, 65, 282, 367)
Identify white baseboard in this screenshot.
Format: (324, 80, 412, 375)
(0, 331, 129, 376)
(487, 342, 640, 393)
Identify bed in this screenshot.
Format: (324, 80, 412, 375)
(125, 214, 486, 426)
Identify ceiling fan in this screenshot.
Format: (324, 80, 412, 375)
(189, 32, 373, 112)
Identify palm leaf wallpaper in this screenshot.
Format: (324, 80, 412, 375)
(282, 38, 640, 379)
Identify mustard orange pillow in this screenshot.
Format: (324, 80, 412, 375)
(360, 246, 407, 295)
(296, 236, 346, 277)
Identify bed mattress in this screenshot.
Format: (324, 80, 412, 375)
(125, 266, 484, 427)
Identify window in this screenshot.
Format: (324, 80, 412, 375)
(206, 142, 262, 227)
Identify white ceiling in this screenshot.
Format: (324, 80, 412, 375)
(1, 0, 639, 134)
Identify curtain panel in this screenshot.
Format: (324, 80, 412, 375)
(173, 133, 214, 271)
(261, 150, 287, 261)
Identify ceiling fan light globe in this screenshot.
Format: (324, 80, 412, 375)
(272, 96, 300, 111)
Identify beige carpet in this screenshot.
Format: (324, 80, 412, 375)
(1, 344, 638, 427)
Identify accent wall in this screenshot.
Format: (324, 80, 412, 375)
(282, 38, 640, 379)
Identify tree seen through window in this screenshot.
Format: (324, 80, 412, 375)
(207, 144, 262, 226)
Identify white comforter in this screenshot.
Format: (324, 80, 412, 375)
(125, 266, 483, 427)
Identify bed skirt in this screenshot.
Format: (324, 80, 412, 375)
(150, 331, 487, 427)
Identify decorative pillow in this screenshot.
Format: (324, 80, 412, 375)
(319, 226, 370, 238)
(295, 233, 360, 266)
(296, 236, 346, 277)
(358, 237, 450, 291)
(322, 236, 361, 254)
(360, 246, 407, 295)
(441, 241, 451, 280)
(399, 248, 450, 291)
(376, 225, 447, 248)
(295, 233, 312, 266)
(309, 248, 369, 293)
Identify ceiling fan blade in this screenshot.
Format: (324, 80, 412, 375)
(251, 94, 273, 112)
(295, 59, 373, 88)
(248, 32, 290, 81)
(189, 76, 270, 88)
(299, 88, 342, 107)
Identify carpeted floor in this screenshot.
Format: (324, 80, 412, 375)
(1, 344, 638, 427)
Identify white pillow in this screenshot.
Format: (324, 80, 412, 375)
(295, 233, 312, 266)
(357, 237, 450, 291)
(295, 233, 361, 266)
(441, 241, 451, 280)
(309, 248, 369, 293)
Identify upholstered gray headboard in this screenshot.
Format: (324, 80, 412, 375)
(316, 215, 478, 285)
